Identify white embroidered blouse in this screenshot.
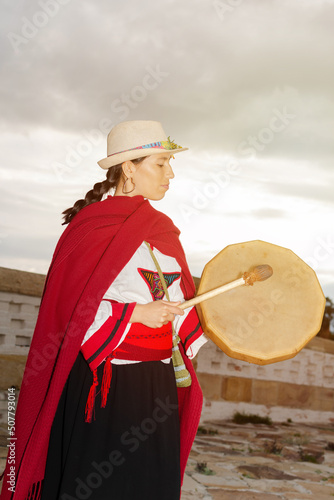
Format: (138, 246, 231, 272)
(81, 241, 207, 365)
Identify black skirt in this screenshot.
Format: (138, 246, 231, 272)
(41, 353, 181, 500)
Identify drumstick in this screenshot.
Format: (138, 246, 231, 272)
(179, 265, 273, 310)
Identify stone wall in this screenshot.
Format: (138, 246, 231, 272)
(196, 336, 334, 425)
(0, 267, 44, 423)
(0, 267, 44, 355)
(0, 291, 40, 355)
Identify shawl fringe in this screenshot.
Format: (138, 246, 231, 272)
(25, 480, 43, 500)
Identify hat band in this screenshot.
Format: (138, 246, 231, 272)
(107, 136, 183, 158)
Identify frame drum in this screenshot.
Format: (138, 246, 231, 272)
(196, 240, 326, 365)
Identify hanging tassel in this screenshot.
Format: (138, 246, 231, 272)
(172, 332, 192, 387)
(85, 369, 98, 423)
(101, 354, 113, 408)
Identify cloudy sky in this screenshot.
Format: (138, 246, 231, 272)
(1, 0, 334, 300)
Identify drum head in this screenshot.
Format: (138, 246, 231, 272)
(196, 240, 325, 365)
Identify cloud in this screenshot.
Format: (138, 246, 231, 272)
(250, 208, 287, 219)
(1, 0, 334, 161)
(267, 181, 334, 206)
(1, 0, 333, 287)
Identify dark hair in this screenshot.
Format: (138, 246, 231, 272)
(61, 157, 147, 225)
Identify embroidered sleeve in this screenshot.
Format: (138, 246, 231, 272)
(174, 305, 207, 359)
(81, 300, 136, 371)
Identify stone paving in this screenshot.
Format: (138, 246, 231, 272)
(1, 421, 334, 499)
(181, 420, 334, 499)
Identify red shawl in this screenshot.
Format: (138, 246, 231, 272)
(0, 195, 202, 500)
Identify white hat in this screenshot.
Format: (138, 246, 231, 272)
(97, 120, 188, 169)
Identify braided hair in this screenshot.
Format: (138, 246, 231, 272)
(61, 157, 146, 225)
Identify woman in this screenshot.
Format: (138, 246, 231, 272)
(1, 120, 206, 500)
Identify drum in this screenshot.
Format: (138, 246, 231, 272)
(195, 240, 326, 365)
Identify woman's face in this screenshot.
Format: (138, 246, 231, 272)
(122, 153, 175, 200)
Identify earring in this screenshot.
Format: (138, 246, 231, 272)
(122, 177, 136, 194)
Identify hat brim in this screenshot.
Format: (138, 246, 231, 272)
(97, 147, 188, 169)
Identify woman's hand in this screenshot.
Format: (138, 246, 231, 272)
(129, 301, 184, 329)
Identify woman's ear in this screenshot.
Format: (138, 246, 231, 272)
(122, 160, 137, 178)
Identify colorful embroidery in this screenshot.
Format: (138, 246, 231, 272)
(138, 268, 181, 301)
(107, 137, 183, 157)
